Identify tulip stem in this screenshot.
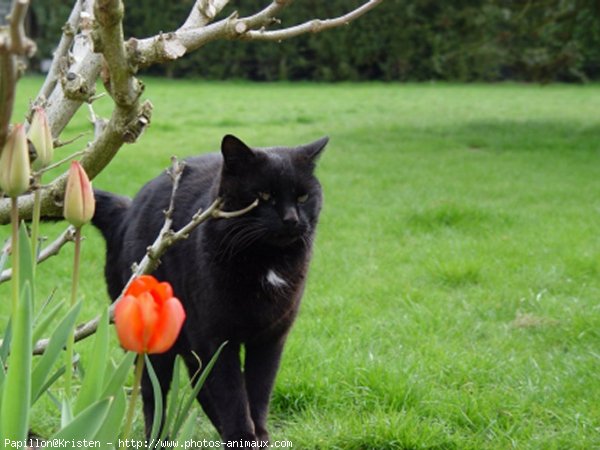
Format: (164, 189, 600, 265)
(64, 227, 82, 399)
(30, 179, 42, 269)
(70, 227, 82, 308)
(10, 197, 19, 315)
(123, 354, 145, 444)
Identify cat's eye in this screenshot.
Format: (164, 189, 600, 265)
(297, 194, 309, 203)
(259, 192, 271, 202)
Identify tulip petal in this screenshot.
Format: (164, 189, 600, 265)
(126, 275, 159, 298)
(137, 291, 160, 351)
(114, 295, 145, 353)
(29, 107, 54, 170)
(63, 161, 95, 227)
(147, 297, 186, 354)
(0, 124, 31, 197)
(152, 281, 173, 304)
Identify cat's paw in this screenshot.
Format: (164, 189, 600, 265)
(223, 431, 261, 450)
(254, 426, 270, 447)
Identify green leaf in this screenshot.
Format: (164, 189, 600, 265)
(74, 307, 109, 415)
(0, 282, 33, 442)
(18, 222, 34, 298)
(94, 388, 126, 449)
(52, 397, 113, 441)
(32, 298, 65, 344)
(159, 355, 182, 441)
(176, 409, 198, 444)
(61, 398, 73, 428)
(102, 351, 136, 399)
(145, 355, 164, 445)
(0, 319, 11, 409)
(31, 301, 82, 402)
(0, 240, 9, 272)
(0, 319, 12, 365)
(33, 365, 66, 404)
(172, 342, 226, 436)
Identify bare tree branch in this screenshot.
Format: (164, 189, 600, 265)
(0, 0, 36, 151)
(0, 226, 77, 283)
(129, 0, 382, 69)
(37, 0, 83, 102)
(8, 0, 36, 56)
(94, 0, 142, 107)
(32, 159, 257, 354)
(181, 0, 231, 30)
(244, 0, 384, 41)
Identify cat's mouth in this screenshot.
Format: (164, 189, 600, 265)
(268, 228, 305, 247)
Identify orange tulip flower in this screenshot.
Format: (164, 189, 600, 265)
(114, 275, 186, 354)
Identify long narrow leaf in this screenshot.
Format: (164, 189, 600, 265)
(74, 307, 109, 414)
(52, 397, 113, 441)
(0, 319, 11, 408)
(0, 282, 33, 442)
(0, 319, 12, 365)
(172, 342, 226, 436)
(33, 365, 66, 403)
(31, 302, 82, 401)
(32, 298, 65, 344)
(176, 409, 198, 444)
(145, 355, 164, 445)
(0, 238, 9, 272)
(61, 398, 73, 428)
(94, 389, 126, 449)
(102, 351, 136, 398)
(159, 355, 182, 441)
(18, 222, 34, 298)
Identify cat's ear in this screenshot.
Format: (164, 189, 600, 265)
(221, 134, 255, 174)
(295, 136, 329, 167)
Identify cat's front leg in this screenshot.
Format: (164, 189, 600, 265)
(189, 342, 258, 447)
(244, 334, 287, 445)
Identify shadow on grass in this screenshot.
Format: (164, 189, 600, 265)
(338, 119, 600, 155)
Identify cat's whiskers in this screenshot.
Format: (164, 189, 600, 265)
(216, 219, 268, 262)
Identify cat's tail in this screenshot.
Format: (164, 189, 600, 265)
(91, 189, 131, 246)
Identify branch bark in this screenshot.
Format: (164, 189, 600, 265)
(128, 0, 383, 70)
(37, 0, 83, 102)
(0, 0, 36, 152)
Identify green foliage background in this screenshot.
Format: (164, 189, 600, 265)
(29, 0, 600, 82)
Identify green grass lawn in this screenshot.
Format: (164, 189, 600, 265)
(2, 78, 600, 449)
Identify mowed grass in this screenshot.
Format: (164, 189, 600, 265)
(2, 78, 600, 449)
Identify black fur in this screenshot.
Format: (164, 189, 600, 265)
(92, 134, 328, 447)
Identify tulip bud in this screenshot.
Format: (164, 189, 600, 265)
(0, 124, 31, 197)
(63, 161, 95, 227)
(28, 107, 54, 170)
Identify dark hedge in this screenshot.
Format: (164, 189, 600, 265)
(29, 0, 600, 82)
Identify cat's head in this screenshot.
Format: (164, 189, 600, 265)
(216, 134, 328, 252)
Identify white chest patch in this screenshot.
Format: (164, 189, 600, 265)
(266, 269, 287, 288)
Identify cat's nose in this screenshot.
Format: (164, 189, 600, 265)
(282, 207, 299, 227)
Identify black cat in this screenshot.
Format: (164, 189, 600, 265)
(92, 134, 328, 447)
